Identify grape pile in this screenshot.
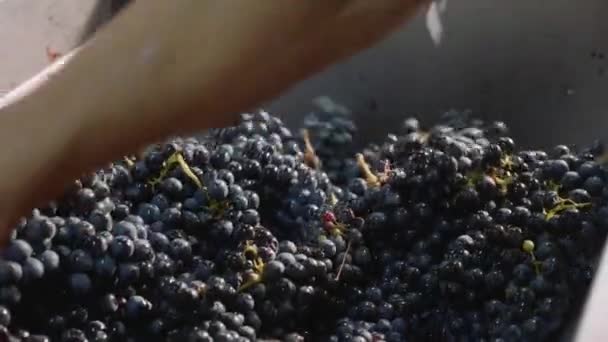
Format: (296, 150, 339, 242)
(0, 106, 605, 341)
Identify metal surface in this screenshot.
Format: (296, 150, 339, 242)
(0, 0, 106, 95)
(267, 0, 608, 149)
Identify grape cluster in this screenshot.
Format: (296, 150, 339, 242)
(0, 106, 604, 341)
(300, 103, 359, 185)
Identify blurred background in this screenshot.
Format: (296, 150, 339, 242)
(1, 0, 608, 149)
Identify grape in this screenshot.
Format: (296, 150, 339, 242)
(0, 108, 602, 340)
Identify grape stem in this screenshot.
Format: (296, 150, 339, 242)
(335, 239, 352, 281)
(302, 129, 320, 169)
(147, 151, 203, 189)
(545, 198, 592, 220)
(356, 153, 379, 187)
